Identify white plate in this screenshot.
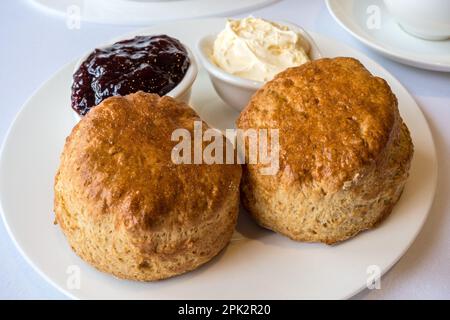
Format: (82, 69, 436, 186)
(30, 0, 277, 25)
(0, 18, 437, 300)
(326, 0, 450, 72)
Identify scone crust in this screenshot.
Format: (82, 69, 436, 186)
(237, 58, 413, 244)
(55, 92, 242, 280)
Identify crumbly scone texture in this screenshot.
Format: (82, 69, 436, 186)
(237, 57, 414, 244)
(54, 92, 242, 280)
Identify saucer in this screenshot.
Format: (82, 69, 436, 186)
(30, 0, 277, 25)
(326, 0, 450, 72)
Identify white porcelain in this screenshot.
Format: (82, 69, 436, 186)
(30, 0, 277, 25)
(0, 18, 437, 300)
(326, 0, 450, 72)
(197, 22, 322, 111)
(383, 0, 450, 40)
(72, 39, 198, 121)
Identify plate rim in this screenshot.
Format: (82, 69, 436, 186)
(325, 0, 450, 72)
(0, 17, 438, 300)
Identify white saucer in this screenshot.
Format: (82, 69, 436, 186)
(29, 0, 277, 25)
(0, 18, 437, 299)
(326, 0, 450, 72)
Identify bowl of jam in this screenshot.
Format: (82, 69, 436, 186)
(71, 34, 197, 119)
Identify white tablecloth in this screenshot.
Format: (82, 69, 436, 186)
(0, 0, 449, 299)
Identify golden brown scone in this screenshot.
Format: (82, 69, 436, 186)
(237, 57, 413, 244)
(54, 92, 242, 280)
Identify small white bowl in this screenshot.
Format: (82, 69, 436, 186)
(72, 38, 198, 122)
(197, 22, 322, 111)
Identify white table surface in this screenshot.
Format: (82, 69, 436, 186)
(0, 0, 449, 300)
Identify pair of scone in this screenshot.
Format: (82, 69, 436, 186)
(54, 58, 413, 281)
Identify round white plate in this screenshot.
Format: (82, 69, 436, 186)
(0, 18, 437, 300)
(30, 0, 277, 25)
(326, 0, 450, 72)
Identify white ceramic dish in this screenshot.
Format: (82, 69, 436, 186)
(30, 0, 277, 25)
(71, 37, 198, 121)
(197, 21, 322, 111)
(326, 0, 450, 72)
(0, 18, 437, 300)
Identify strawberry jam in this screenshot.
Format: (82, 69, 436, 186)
(71, 35, 190, 116)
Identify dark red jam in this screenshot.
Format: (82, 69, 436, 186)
(71, 35, 190, 116)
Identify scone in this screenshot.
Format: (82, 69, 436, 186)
(237, 57, 413, 244)
(54, 92, 242, 280)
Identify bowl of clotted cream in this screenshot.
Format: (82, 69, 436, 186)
(197, 17, 322, 111)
